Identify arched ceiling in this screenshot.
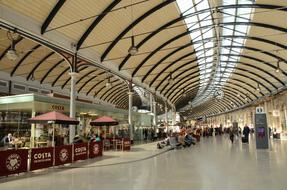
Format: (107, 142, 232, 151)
(0, 0, 286, 118)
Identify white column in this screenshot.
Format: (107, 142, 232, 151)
(172, 107, 176, 125)
(30, 109, 36, 148)
(165, 103, 168, 126)
(69, 72, 78, 143)
(153, 101, 158, 137)
(128, 91, 134, 141)
(150, 93, 153, 113)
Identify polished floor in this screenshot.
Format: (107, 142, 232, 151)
(1, 135, 287, 190)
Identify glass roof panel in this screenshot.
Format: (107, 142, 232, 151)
(177, 0, 254, 110)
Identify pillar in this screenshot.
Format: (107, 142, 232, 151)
(164, 102, 168, 126)
(153, 100, 158, 138)
(30, 109, 36, 148)
(69, 72, 78, 143)
(128, 91, 134, 141)
(172, 107, 177, 126)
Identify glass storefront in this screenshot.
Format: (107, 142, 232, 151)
(0, 94, 152, 148)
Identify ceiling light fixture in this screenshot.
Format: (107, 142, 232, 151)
(256, 83, 260, 91)
(128, 0, 138, 56)
(105, 73, 112, 88)
(6, 31, 19, 61)
(275, 60, 281, 73)
(168, 72, 174, 84)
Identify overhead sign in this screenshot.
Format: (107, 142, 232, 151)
(256, 107, 264, 114)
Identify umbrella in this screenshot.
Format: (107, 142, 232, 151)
(29, 111, 79, 125)
(29, 111, 79, 146)
(90, 116, 118, 126)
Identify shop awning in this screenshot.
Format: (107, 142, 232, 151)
(29, 111, 79, 125)
(90, 116, 118, 126)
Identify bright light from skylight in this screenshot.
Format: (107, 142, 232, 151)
(176, 0, 255, 109)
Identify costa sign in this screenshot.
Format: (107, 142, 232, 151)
(30, 147, 54, 171)
(89, 142, 103, 158)
(0, 149, 28, 177)
(51, 104, 64, 111)
(55, 145, 72, 166)
(73, 143, 88, 161)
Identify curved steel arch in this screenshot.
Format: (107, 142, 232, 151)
(106, 89, 128, 107)
(77, 71, 105, 93)
(173, 88, 198, 104)
(100, 83, 126, 100)
(27, 52, 55, 80)
(40, 59, 65, 84)
(93, 85, 105, 97)
(118, 98, 129, 109)
(174, 88, 246, 107)
(104, 87, 126, 105)
(52, 67, 69, 87)
(164, 72, 258, 99)
(131, 22, 287, 79)
(60, 66, 89, 88)
(10, 44, 41, 77)
(142, 42, 194, 82)
(152, 43, 286, 89)
(76, 0, 121, 50)
(168, 77, 260, 102)
(94, 79, 120, 97)
(158, 58, 280, 96)
(106, 88, 128, 103)
(76, 69, 97, 86)
(155, 49, 286, 95)
(101, 0, 175, 61)
(118, 4, 287, 70)
(41, 0, 66, 34)
(86, 80, 105, 96)
(112, 91, 128, 106)
(147, 36, 287, 88)
(105, 87, 127, 103)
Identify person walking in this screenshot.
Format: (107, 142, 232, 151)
(229, 128, 234, 144)
(243, 124, 250, 143)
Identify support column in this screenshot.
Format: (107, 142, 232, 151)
(153, 100, 158, 138)
(30, 109, 36, 148)
(128, 91, 134, 142)
(165, 102, 168, 126)
(172, 107, 176, 126)
(69, 72, 78, 143)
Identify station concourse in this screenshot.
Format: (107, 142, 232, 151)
(0, 0, 287, 190)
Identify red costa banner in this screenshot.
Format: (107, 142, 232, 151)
(73, 143, 88, 161)
(123, 138, 131, 151)
(89, 141, 103, 158)
(30, 147, 54, 171)
(54, 145, 72, 166)
(0, 149, 28, 177)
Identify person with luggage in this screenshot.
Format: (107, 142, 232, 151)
(242, 124, 250, 143)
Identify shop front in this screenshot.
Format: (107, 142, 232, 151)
(0, 93, 130, 149)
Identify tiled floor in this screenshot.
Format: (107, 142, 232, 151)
(1, 135, 287, 190)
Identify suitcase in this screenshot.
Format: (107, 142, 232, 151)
(242, 136, 248, 143)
